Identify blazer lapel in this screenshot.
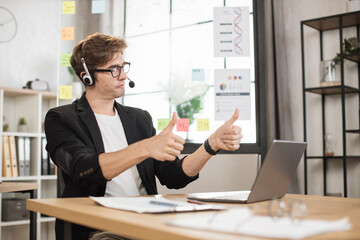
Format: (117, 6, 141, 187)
(115, 102, 138, 145)
(77, 93, 105, 153)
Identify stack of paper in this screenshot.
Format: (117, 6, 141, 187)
(90, 196, 226, 213)
(166, 208, 352, 239)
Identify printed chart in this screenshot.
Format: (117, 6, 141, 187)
(214, 69, 251, 121)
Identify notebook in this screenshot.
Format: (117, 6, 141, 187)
(187, 140, 307, 203)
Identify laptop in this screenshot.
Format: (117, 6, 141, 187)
(187, 140, 307, 203)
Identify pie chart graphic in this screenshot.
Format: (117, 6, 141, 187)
(220, 83, 227, 90)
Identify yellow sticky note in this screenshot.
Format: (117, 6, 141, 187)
(61, 53, 72, 66)
(61, 27, 74, 40)
(197, 119, 209, 131)
(158, 119, 170, 130)
(62, 1, 76, 14)
(59, 85, 73, 100)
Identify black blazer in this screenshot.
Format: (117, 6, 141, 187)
(44, 92, 198, 239)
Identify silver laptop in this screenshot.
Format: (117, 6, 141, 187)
(187, 140, 307, 203)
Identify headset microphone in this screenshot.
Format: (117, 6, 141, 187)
(128, 77, 135, 88)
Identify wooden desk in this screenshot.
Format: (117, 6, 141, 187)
(27, 194, 360, 240)
(0, 182, 38, 240)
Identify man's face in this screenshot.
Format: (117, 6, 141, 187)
(93, 52, 127, 99)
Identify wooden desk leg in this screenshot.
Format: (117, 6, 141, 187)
(64, 221, 72, 240)
(30, 189, 37, 240)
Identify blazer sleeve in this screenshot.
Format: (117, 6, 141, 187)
(155, 156, 199, 189)
(44, 106, 107, 186)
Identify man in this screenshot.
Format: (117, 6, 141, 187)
(45, 32, 242, 240)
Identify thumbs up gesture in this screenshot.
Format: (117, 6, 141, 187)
(146, 112, 185, 161)
(207, 108, 243, 152)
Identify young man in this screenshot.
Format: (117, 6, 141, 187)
(45, 33, 242, 240)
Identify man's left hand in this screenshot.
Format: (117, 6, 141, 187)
(207, 108, 243, 152)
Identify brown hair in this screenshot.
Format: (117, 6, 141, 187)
(70, 33, 127, 82)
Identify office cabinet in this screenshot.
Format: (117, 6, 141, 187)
(301, 11, 360, 197)
(0, 87, 57, 239)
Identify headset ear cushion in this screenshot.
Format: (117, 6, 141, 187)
(82, 75, 93, 86)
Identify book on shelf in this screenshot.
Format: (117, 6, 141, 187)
(49, 157, 56, 175)
(8, 136, 18, 177)
(2, 136, 12, 177)
(41, 137, 48, 175)
(24, 137, 31, 176)
(16, 136, 26, 176)
(41, 137, 56, 175)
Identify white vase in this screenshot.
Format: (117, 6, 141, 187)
(17, 124, 27, 132)
(320, 60, 340, 86)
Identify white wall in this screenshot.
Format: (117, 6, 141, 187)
(0, 0, 125, 92)
(158, 154, 259, 194)
(0, 0, 59, 91)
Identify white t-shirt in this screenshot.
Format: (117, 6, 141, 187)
(95, 109, 147, 197)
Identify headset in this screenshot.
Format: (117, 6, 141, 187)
(80, 57, 135, 88)
(80, 58, 94, 86)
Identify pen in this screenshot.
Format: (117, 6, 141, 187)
(149, 200, 178, 207)
(187, 200, 204, 205)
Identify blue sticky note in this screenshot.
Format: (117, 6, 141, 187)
(92, 0, 106, 14)
(192, 68, 205, 82)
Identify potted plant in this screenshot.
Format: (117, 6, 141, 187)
(17, 117, 27, 132)
(166, 76, 209, 141)
(332, 37, 360, 64)
(3, 116, 8, 132)
(176, 93, 208, 127)
(321, 37, 359, 87)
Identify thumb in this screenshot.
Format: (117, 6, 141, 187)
(164, 112, 177, 131)
(224, 108, 239, 127)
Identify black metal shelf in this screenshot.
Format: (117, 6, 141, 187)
(301, 11, 360, 198)
(344, 52, 360, 63)
(346, 129, 360, 133)
(306, 155, 360, 159)
(302, 11, 360, 31)
(305, 85, 359, 95)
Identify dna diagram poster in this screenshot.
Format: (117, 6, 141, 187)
(213, 7, 250, 57)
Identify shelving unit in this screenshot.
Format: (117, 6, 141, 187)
(0, 87, 57, 240)
(301, 11, 360, 197)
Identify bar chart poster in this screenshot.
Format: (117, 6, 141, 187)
(214, 69, 251, 121)
(213, 7, 250, 57)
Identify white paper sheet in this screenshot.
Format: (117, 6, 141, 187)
(90, 196, 226, 213)
(214, 69, 251, 120)
(166, 208, 352, 239)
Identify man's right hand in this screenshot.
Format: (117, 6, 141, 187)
(145, 112, 185, 161)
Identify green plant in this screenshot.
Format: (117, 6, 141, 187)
(175, 86, 209, 125)
(333, 37, 360, 64)
(176, 96, 203, 126)
(18, 117, 26, 125)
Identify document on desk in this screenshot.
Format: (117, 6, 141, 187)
(90, 196, 226, 213)
(166, 208, 352, 239)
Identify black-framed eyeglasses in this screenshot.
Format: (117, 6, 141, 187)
(94, 62, 130, 78)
